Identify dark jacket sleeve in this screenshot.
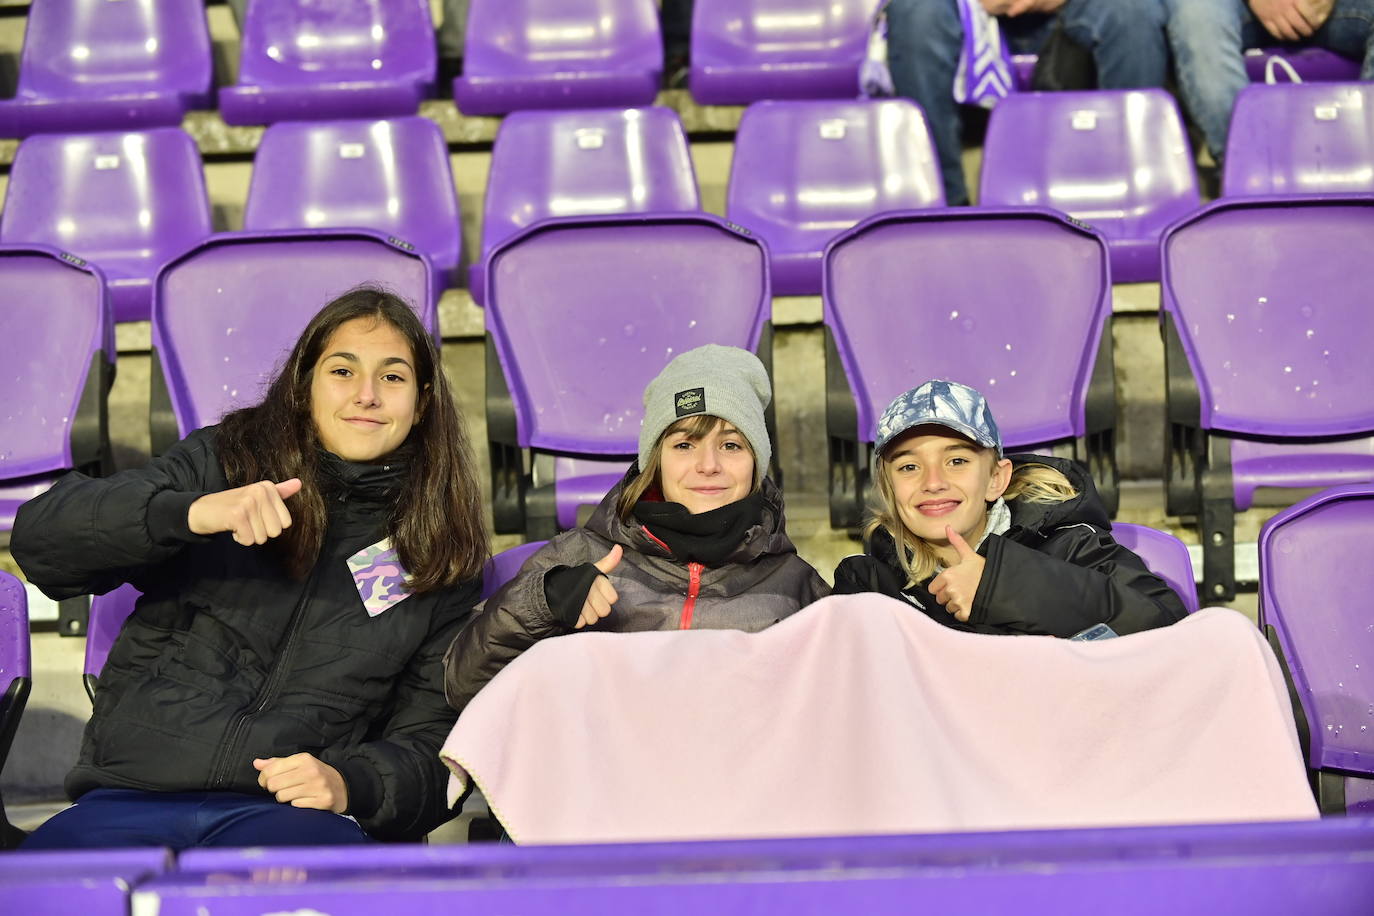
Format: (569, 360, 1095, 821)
(320, 577, 481, 841)
(971, 524, 1189, 638)
(442, 530, 612, 714)
(833, 554, 909, 598)
(11, 430, 218, 600)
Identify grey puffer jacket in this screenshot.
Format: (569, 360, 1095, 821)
(443, 474, 830, 712)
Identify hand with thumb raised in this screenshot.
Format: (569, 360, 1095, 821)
(575, 544, 622, 630)
(928, 526, 986, 623)
(188, 478, 302, 546)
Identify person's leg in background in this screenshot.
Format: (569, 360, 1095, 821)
(21, 789, 200, 850)
(886, 0, 972, 204)
(1311, 0, 1374, 78)
(197, 793, 373, 847)
(662, 0, 695, 86)
(1058, 0, 1170, 89)
(1162, 0, 1259, 162)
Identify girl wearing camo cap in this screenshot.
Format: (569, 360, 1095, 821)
(834, 380, 1186, 638)
(445, 344, 830, 713)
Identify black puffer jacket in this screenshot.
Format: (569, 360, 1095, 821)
(444, 472, 830, 712)
(11, 427, 480, 841)
(834, 456, 1187, 637)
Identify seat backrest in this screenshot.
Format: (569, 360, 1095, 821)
(236, 0, 435, 89)
(823, 209, 1111, 451)
(475, 107, 699, 302)
(727, 98, 942, 292)
(1, 128, 213, 322)
(1110, 524, 1199, 614)
(1224, 83, 1374, 196)
(462, 0, 661, 78)
(486, 214, 769, 454)
(690, 0, 883, 103)
(0, 245, 111, 481)
(481, 542, 550, 601)
(1, 0, 212, 135)
(1244, 47, 1361, 83)
(1161, 197, 1374, 439)
(1259, 483, 1374, 774)
(150, 230, 433, 444)
(84, 583, 142, 700)
(980, 89, 1199, 282)
(0, 572, 32, 773)
(244, 118, 460, 285)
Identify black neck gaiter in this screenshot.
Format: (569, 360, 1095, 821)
(632, 492, 765, 566)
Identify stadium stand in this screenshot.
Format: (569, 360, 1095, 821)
(726, 98, 943, 296)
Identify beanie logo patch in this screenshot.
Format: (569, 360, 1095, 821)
(674, 388, 705, 417)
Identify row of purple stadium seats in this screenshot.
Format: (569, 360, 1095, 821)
(0, 0, 1364, 138)
(3, 197, 1372, 572)
(5, 82, 1374, 324)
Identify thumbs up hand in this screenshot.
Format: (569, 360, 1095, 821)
(928, 526, 985, 623)
(575, 544, 623, 630)
(188, 478, 302, 546)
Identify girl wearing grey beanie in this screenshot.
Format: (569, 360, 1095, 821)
(444, 345, 830, 715)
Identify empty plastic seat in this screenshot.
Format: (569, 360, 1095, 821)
(1110, 523, 1198, 614)
(485, 213, 771, 538)
(83, 583, 142, 703)
(690, 0, 883, 104)
(1245, 47, 1361, 83)
(219, 0, 436, 125)
(150, 229, 435, 455)
(0, 0, 212, 139)
(980, 89, 1200, 284)
(472, 106, 699, 305)
(244, 117, 461, 297)
(727, 98, 943, 296)
(0, 245, 112, 534)
(1223, 83, 1374, 196)
(1, 128, 213, 323)
(1259, 483, 1374, 815)
(455, 0, 661, 116)
(0, 571, 32, 848)
(823, 209, 1117, 528)
(481, 542, 549, 600)
(1161, 196, 1374, 601)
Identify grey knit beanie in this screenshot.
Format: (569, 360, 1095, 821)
(638, 344, 772, 484)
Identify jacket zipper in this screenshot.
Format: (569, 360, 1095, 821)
(208, 561, 321, 789)
(679, 562, 703, 630)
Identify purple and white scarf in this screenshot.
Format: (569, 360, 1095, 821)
(954, 0, 1014, 108)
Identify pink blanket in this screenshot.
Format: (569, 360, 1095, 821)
(441, 595, 1318, 844)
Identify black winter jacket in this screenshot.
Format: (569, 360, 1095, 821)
(11, 427, 480, 841)
(833, 456, 1187, 637)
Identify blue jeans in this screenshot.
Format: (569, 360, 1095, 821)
(1165, 0, 1374, 160)
(886, 0, 1170, 204)
(21, 788, 374, 850)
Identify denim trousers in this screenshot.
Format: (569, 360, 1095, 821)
(21, 788, 374, 850)
(1165, 0, 1374, 160)
(886, 0, 1170, 204)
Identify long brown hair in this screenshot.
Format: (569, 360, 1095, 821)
(615, 415, 758, 519)
(216, 286, 488, 591)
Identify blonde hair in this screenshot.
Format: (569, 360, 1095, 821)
(616, 415, 758, 519)
(866, 458, 1077, 587)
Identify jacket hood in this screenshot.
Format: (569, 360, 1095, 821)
(584, 466, 799, 564)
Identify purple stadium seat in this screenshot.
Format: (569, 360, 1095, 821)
(1110, 523, 1199, 614)
(1259, 483, 1374, 816)
(1223, 83, 1374, 197)
(980, 89, 1200, 284)
(244, 117, 461, 297)
(0, 572, 32, 848)
(455, 0, 661, 116)
(481, 542, 549, 600)
(822, 209, 1116, 528)
(0, 848, 171, 912)
(0, 245, 112, 534)
(727, 99, 943, 297)
(689, 0, 884, 105)
(0, 0, 212, 139)
(472, 106, 700, 305)
(143, 818, 1374, 913)
(83, 583, 142, 703)
(1245, 47, 1362, 83)
(149, 230, 434, 456)
(219, 0, 436, 126)
(1161, 196, 1374, 601)
(485, 213, 770, 538)
(0, 128, 213, 323)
